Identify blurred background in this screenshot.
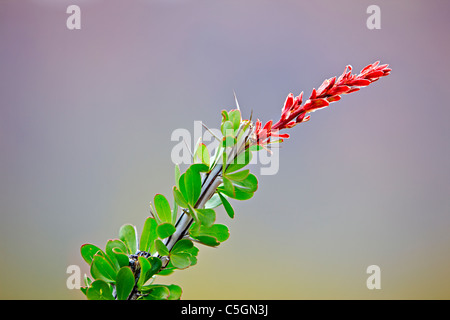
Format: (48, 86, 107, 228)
(1, 0, 449, 299)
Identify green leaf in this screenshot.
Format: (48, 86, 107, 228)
(154, 194, 172, 224)
(249, 144, 263, 152)
(171, 239, 194, 254)
(205, 224, 230, 242)
(228, 109, 241, 131)
(86, 280, 114, 300)
(187, 248, 199, 266)
(106, 240, 128, 257)
(170, 252, 191, 269)
(147, 257, 163, 277)
(80, 286, 88, 296)
(119, 224, 138, 255)
(137, 257, 162, 288)
(80, 244, 103, 265)
(172, 202, 178, 227)
(194, 208, 215, 228)
(222, 150, 228, 175)
(139, 217, 158, 253)
(222, 176, 235, 197)
(91, 254, 117, 283)
(140, 285, 170, 300)
(166, 284, 183, 300)
(174, 164, 181, 189)
(190, 223, 230, 245)
(189, 163, 210, 174)
(218, 185, 254, 200)
(149, 202, 160, 225)
(157, 266, 176, 276)
(179, 172, 187, 203)
(90, 262, 103, 282)
(173, 186, 189, 208)
(195, 143, 210, 167)
(222, 135, 237, 148)
(204, 193, 222, 209)
(221, 120, 234, 137)
(171, 195, 178, 228)
(231, 173, 258, 192)
(179, 167, 201, 206)
(83, 274, 93, 288)
(112, 247, 130, 268)
(156, 223, 176, 239)
(187, 167, 202, 204)
(116, 267, 135, 300)
(221, 110, 229, 122)
(218, 192, 234, 218)
(192, 235, 220, 247)
(155, 239, 169, 256)
(139, 283, 182, 300)
(137, 257, 151, 288)
(225, 169, 250, 181)
(187, 204, 198, 225)
(105, 240, 128, 270)
(226, 150, 252, 173)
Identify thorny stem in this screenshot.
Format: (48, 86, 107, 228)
(127, 122, 254, 300)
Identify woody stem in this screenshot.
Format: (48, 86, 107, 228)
(127, 123, 254, 300)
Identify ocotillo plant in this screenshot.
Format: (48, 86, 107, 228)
(79, 61, 391, 300)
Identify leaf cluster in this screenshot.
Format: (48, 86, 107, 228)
(80, 108, 259, 299)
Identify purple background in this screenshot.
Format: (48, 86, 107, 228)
(1, 0, 449, 299)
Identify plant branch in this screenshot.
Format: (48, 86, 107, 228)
(127, 122, 254, 300)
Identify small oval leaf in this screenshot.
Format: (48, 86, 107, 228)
(86, 280, 114, 300)
(119, 224, 138, 255)
(116, 267, 135, 300)
(139, 217, 158, 253)
(155, 239, 170, 256)
(156, 223, 176, 239)
(154, 194, 172, 224)
(218, 192, 234, 218)
(170, 252, 191, 269)
(81, 244, 103, 265)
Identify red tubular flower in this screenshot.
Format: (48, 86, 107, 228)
(254, 61, 391, 146)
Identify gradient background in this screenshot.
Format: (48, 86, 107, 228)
(1, 0, 449, 299)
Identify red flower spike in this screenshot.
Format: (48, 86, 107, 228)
(253, 61, 391, 147)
